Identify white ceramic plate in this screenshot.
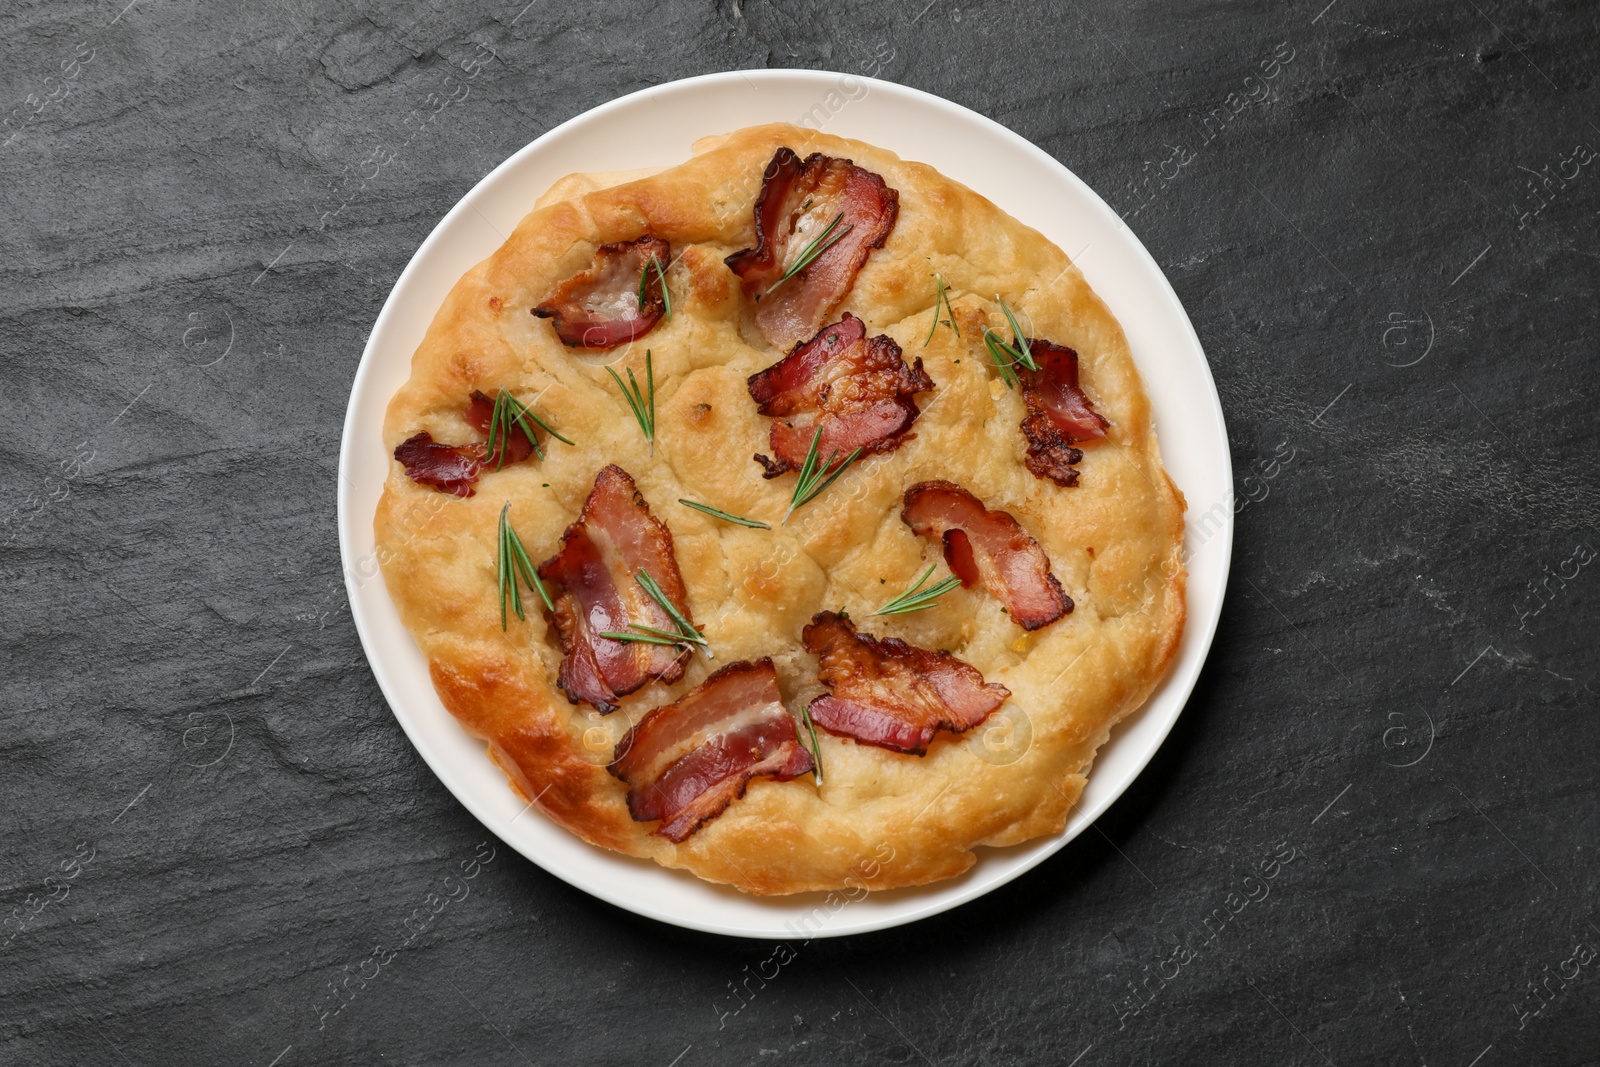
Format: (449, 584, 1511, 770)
(338, 69, 1232, 939)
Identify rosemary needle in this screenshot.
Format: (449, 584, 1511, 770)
(606, 349, 655, 454)
(497, 506, 514, 629)
(873, 563, 963, 616)
(983, 331, 1021, 388)
(981, 297, 1038, 388)
(798, 701, 824, 785)
(784, 425, 862, 522)
(998, 299, 1037, 371)
(635, 570, 705, 655)
(764, 212, 853, 296)
(924, 273, 960, 346)
(678, 499, 771, 529)
(486, 388, 572, 468)
(636, 254, 671, 321)
(498, 502, 554, 629)
(608, 622, 708, 646)
(601, 569, 711, 658)
(598, 629, 698, 649)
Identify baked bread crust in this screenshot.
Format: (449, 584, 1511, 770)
(374, 123, 1186, 895)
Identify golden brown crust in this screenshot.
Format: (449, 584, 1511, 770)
(374, 123, 1186, 894)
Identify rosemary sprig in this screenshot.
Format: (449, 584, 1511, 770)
(798, 701, 824, 785)
(984, 333, 1021, 388)
(597, 626, 706, 651)
(923, 273, 960, 346)
(600, 569, 712, 657)
(999, 300, 1037, 370)
(606, 622, 708, 646)
(678, 499, 771, 529)
(606, 349, 655, 454)
(497, 506, 512, 629)
(486, 388, 572, 468)
(980, 297, 1039, 389)
(635, 569, 705, 655)
(637, 254, 671, 321)
(873, 562, 963, 616)
(498, 502, 554, 630)
(783, 425, 862, 522)
(763, 212, 853, 296)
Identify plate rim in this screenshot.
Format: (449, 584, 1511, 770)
(337, 67, 1232, 939)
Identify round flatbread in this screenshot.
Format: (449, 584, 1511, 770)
(374, 123, 1186, 895)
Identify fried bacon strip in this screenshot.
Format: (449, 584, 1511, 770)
(610, 659, 815, 842)
(394, 392, 544, 495)
(801, 612, 1009, 755)
(746, 313, 933, 478)
(724, 148, 898, 350)
(901, 481, 1073, 631)
(394, 432, 482, 497)
(537, 465, 695, 711)
(1017, 340, 1108, 488)
(533, 236, 671, 349)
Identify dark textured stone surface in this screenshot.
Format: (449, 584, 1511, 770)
(2, 0, 1597, 1063)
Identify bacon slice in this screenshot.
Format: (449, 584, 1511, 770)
(610, 659, 814, 842)
(394, 432, 481, 497)
(724, 149, 898, 350)
(537, 465, 695, 711)
(746, 313, 933, 478)
(1018, 340, 1109, 488)
(801, 612, 1009, 755)
(901, 481, 1073, 631)
(395, 393, 542, 495)
(533, 236, 671, 349)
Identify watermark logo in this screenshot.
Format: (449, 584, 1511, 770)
(1379, 707, 1434, 768)
(182, 708, 236, 768)
(180, 307, 235, 368)
(967, 702, 1032, 765)
(1379, 310, 1434, 368)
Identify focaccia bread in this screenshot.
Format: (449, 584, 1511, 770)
(374, 123, 1185, 895)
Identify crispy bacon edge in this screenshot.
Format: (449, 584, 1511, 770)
(609, 658, 814, 842)
(532, 236, 671, 349)
(801, 612, 1010, 756)
(536, 465, 693, 712)
(724, 148, 898, 350)
(393, 432, 481, 497)
(901, 480, 1073, 631)
(1018, 339, 1109, 488)
(746, 313, 934, 478)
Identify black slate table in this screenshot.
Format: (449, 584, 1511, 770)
(3, 1, 1597, 1064)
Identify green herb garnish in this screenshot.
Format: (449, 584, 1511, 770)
(606, 349, 655, 454)
(485, 388, 572, 468)
(637, 254, 671, 321)
(980, 298, 1039, 388)
(635, 569, 703, 653)
(873, 562, 963, 616)
(984, 335, 1021, 387)
(924, 273, 959, 346)
(678, 499, 771, 529)
(600, 569, 710, 657)
(498, 502, 554, 630)
(598, 624, 707, 651)
(798, 701, 824, 785)
(784, 425, 862, 522)
(764, 213, 853, 296)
